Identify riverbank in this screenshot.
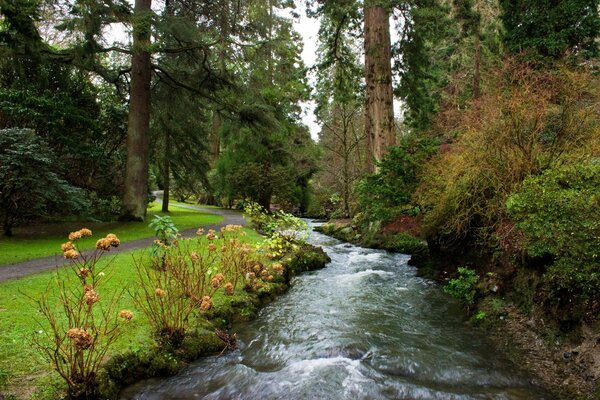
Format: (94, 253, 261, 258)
(99, 242, 331, 398)
(315, 219, 599, 400)
(0, 237, 330, 400)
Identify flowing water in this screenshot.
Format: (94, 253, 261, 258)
(122, 223, 551, 400)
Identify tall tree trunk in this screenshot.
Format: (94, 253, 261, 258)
(364, 3, 395, 172)
(162, 132, 170, 212)
(121, 0, 152, 221)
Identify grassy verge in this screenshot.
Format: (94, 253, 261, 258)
(0, 228, 263, 399)
(0, 203, 224, 266)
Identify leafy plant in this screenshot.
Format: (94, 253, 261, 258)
(134, 223, 272, 346)
(444, 267, 480, 306)
(243, 202, 308, 258)
(474, 310, 487, 321)
(149, 215, 179, 246)
(0, 128, 87, 236)
(507, 161, 600, 321)
(356, 135, 438, 223)
(149, 215, 180, 267)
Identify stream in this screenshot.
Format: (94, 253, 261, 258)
(122, 222, 550, 399)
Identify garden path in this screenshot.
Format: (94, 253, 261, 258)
(0, 201, 245, 282)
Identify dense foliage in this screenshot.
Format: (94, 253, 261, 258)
(0, 128, 86, 236)
(508, 161, 600, 322)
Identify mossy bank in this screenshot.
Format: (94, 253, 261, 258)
(314, 220, 429, 266)
(101, 243, 329, 398)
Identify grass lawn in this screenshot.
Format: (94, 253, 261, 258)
(0, 203, 224, 267)
(0, 227, 263, 399)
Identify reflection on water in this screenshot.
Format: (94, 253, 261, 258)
(122, 222, 550, 400)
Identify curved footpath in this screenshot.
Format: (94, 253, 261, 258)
(0, 202, 246, 283)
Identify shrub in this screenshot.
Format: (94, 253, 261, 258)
(0, 128, 87, 236)
(133, 224, 270, 346)
(415, 60, 600, 248)
(507, 161, 600, 321)
(244, 202, 308, 258)
(444, 267, 480, 306)
(32, 229, 126, 399)
(356, 134, 438, 223)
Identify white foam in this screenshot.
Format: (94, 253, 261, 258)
(337, 269, 394, 282)
(287, 356, 360, 377)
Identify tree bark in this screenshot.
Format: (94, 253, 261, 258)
(364, 3, 395, 172)
(162, 132, 170, 212)
(121, 0, 152, 221)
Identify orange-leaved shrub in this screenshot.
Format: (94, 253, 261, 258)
(415, 59, 600, 249)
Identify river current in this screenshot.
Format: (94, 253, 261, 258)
(122, 222, 550, 399)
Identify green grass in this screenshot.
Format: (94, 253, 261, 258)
(0, 203, 224, 266)
(0, 227, 263, 398)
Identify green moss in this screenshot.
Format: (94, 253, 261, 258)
(381, 232, 429, 265)
(285, 244, 331, 275)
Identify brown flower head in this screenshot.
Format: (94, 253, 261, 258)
(67, 328, 93, 350)
(247, 272, 256, 281)
(96, 238, 111, 251)
(64, 249, 80, 260)
(68, 231, 82, 241)
(206, 233, 216, 241)
(200, 296, 213, 311)
(79, 228, 92, 237)
(106, 233, 120, 247)
(61, 242, 75, 253)
(84, 288, 99, 305)
(119, 309, 133, 322)
(78, 268, 89, 279)
(196, 228, 205, 236)
(266, 275, 274, 282)
(155, 288, 166, 297)
(223, 282, 234, 295)
(261, 269, 269, 278)
(207, 243, 217, 252)
(272, 263, 284, 274)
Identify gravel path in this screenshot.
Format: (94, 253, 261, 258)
(0, 201, 246, 283)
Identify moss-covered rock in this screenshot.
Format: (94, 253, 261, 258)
(381, 232, 429, 265)
(285, 244, 331, 276)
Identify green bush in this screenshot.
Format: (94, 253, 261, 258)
(415, 63, 600, 248)
(444, 267, 480, 306)
(507, 161, 600, 321)
(356, 135, 438, 223)
(0, 128, 88, 236)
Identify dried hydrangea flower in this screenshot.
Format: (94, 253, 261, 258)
(119, 310, 133, 321)
(96, 238, 111, 251)
(223, 282, 234, 295)
(84, 288, 99, 305)
(68, 231, 82, 241)
(61, 242, 75, 252)
(79, 228, 92, 237)
(64, 249, 80, 260)
(200, 296, 213, 311)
